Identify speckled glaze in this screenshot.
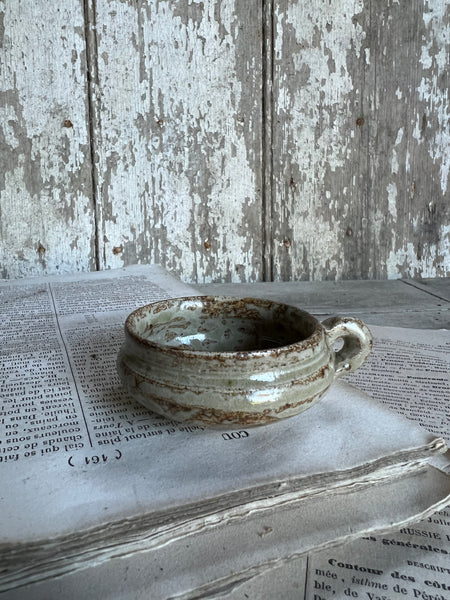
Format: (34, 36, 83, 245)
(117, 296, 372, 427)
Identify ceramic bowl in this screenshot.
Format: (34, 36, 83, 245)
(117, 296, 372, 427)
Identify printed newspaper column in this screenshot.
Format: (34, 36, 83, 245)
(304, 518, 450, 600)
(47, 275, 201, 453)
(302, 325, 450, 600)
(0, 283, 87, 461)
(347, 327, 450, 439)
(0, 268, 201, 471)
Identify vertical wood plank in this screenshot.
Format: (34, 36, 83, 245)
(271, 0, 368, 281)
(0, 0, 95, 278)
(368, 0, 450, 279)
(272, 0, 450, 281)
(91, 0, 263, 283)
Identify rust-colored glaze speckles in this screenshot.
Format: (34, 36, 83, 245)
(286, 365, 329, 388)
(274, 393, 319, 415)
(117, 296, 373, 427)
(134, 373, 145, 386)
(142, 393, 279, 427)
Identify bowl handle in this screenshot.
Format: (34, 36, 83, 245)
(322, 317, 373, 378)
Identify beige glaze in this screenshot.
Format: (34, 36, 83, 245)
(117, 296, 372, 427)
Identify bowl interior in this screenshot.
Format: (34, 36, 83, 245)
(129, 297, 318, 353)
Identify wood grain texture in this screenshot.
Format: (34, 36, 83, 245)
(271, 0, 450, 281)
(0, 0, 448, 283)
(195, 278, 450, 328)
(0, 0, 95, 278)
(90, 0, 263, 283)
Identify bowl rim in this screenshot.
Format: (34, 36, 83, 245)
(123, 295, 323, 359)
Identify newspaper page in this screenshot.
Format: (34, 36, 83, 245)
(1, 267, 449, 596)
(229, 325, 450, 600)
(0, 267, 445, 528)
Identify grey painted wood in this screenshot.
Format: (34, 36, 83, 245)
(0, 0, 95, 278)
(195, 278, 450, 328)
(404, 278, 450, 301)
(0, 1, 448, 283)
(89, 0, 264, 284)
(271, 0, 450, 282)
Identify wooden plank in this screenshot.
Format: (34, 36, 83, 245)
(195, 278, 450, 328)
(402, 278, 450, 301)
(271, 0, 450, 281)
(195, 278, 446, 312)
(0, 0, 95, 278)
(91, 0, 263, 283)
(361, 0, 450, 280)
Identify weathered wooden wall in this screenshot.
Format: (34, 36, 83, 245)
(271, 0, 450, 281)
(0, 0, 96, 278)
(1, 0, 449, 282)
(90, 0, 263, 283)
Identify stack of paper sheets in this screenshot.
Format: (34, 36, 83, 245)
(1, 265, 449, 598)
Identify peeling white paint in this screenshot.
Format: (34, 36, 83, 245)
(395, 128, 404, 146)
(386, 225, 450, 278)
(0, 0, 95, 278)
(0, 105, 20, 149)
(386, 183, 398, 220)
(273, 0, 366, 280)
(271, 0, 449, 281)
(405, 149, 411, 174)
(1, 0, 448, 283)
(390, 128, 403, 175)
(417, 0, 450, 193)
(95, 0, 261, 283)
(412, 113, 423, 142)
(390, 150, 399, 175)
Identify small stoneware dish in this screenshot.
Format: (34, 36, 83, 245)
(117, 296, 372, 427)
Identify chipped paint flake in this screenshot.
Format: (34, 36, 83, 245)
(386, 183, 398, 221)
(387, 225, 450, 278)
